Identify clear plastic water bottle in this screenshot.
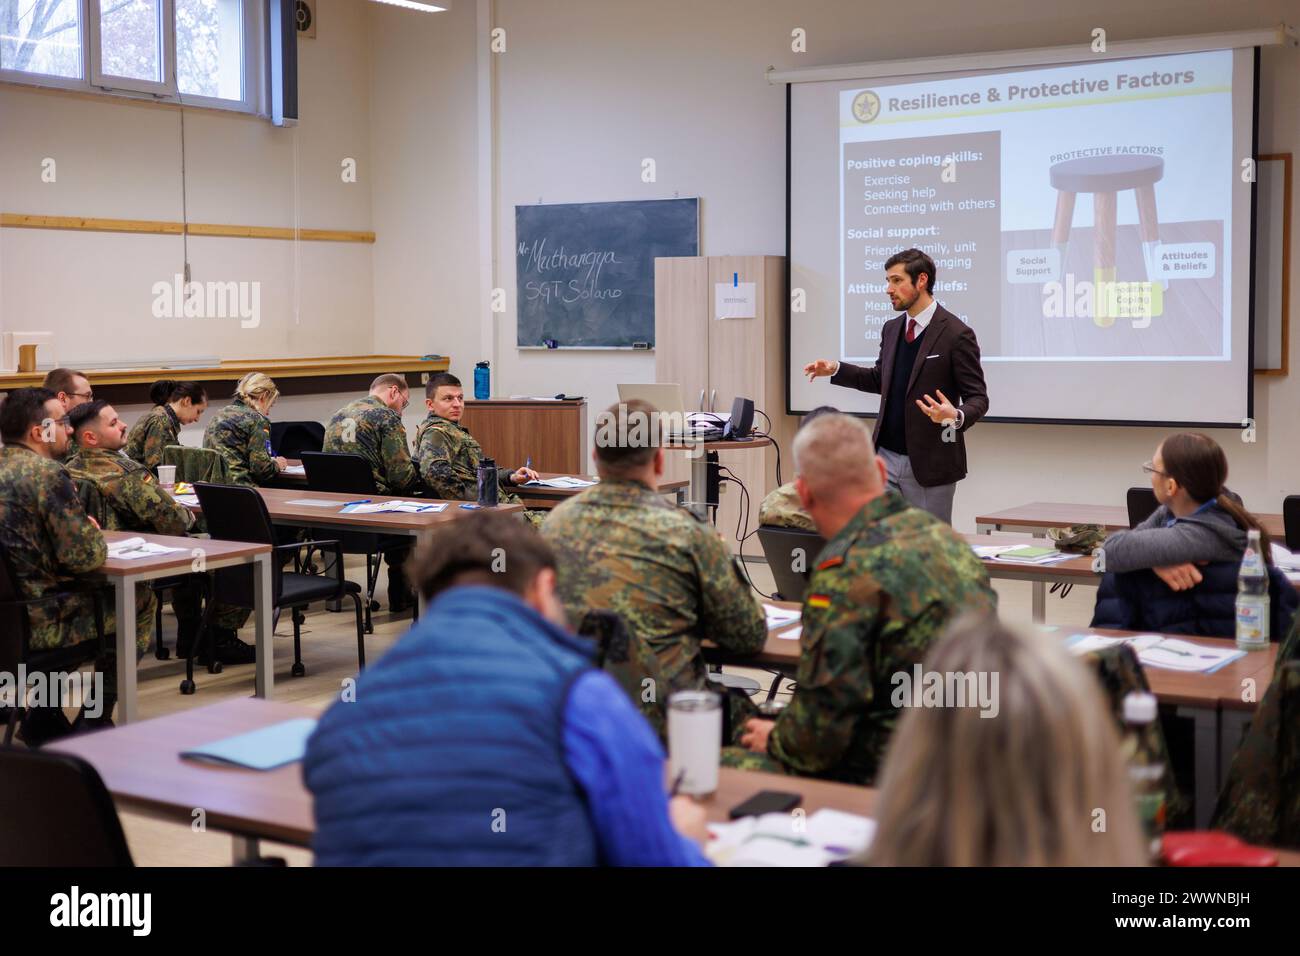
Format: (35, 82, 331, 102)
(474, 361, 490, 400)
(1122, 691, 1165, 861)
(477, 457, 499, 508)
(1235, 528, 1269, 651)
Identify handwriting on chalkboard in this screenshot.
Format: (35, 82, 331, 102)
(518, 239, 625, 304)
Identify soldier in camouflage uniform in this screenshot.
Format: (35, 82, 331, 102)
(0, 388, 154, 741)
(323, 374, 423, 611)
(1212, 615, 1300, 846)
(757, 407, 839, 532)
(759, 482, 816, 532)
(203, 372, 288, 486)
(724, 413, 996, 784)
(542, 400, 766, 735)
(124, 379, 208, 472)
(65, 400, 250, 663)
(413, 373, 541, 523)
(42, 368, 94, 462)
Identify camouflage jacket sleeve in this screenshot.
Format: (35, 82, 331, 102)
(417, 425, 478, 500)
(243, 415, 279, 485)
(47, 469, 107, 574)
(126, 412, 176, 472)
(379, 415, 419, 495)
(118, 469, 196, 536)
(767, 568, 879, 775)
(692, 526, 766, 656)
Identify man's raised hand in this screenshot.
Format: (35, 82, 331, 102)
(803, 359, 837, 382)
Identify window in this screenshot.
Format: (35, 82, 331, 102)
(1, 0, 262, 112)
(176, 0, 242, 100)
(1, 0, 85, 79)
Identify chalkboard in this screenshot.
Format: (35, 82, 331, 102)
(515, 198, 699, 348)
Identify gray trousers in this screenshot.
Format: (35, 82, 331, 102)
(878, 447, 956, 525)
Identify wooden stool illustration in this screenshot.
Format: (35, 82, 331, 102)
(1050, 155, 1165, 326)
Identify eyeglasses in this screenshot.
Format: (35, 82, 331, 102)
(1141, 461, 1169, 478)
(70, 391, 94, 400)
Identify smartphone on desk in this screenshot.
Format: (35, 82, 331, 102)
(729, 790, 802, 819)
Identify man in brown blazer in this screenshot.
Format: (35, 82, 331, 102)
(804, 248, 988, 524)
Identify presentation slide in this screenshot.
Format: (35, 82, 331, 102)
(789, 48, 1256, 424)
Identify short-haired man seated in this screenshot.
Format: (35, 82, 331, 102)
(303, 510, 709, 866)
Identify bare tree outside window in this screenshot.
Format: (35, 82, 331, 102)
(3, 0, 243, 102)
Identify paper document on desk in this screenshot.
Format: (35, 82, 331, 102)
(988, 545, 1073, 565)
(707, 809, 875, 867)
(173, 494, 200, 507)
(778, 625, 802, 641)
(522, 476, 598, 490)
(1269, 542, 1300, 571)
(340, 501, 448, 514)
(1066, 633, 1245, 673)
(281, 464, 306, 476)
(763, 604, 801, 630)
(107, 537, 186, 560)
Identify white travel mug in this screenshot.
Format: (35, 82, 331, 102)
(157, 464, 177, 491)
(667, 690, 722, 796)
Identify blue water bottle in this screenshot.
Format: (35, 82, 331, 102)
(474, 361, 490, 400)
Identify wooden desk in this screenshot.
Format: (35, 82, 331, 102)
(48, 698, 317, 862)
(49, 697, 1299, 866)
(184, 488, 523, 615)
(97, 532, 274, 725)
(461, 399, 587, 476)
(976, 501, 1286, 540)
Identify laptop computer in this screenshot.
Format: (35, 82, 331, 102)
(615, 384, 726, 439)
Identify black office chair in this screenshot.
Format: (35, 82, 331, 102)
(1284, 495, 1300, 552)
(0, 749, 134, 866)
(299, 451, 400, 632)
(0, 541, 110, 745)
(270, 421, 326, 459)
(191, 483, 366, 691)
(757, 525, 827, 602)
(1126, 487, 1159, 529)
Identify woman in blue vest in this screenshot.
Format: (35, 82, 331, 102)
(304, 511, 710, 866)
(1092, 433, 1296, 637)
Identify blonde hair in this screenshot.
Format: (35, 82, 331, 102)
(792, 412, 881, 502)
(864, 614, 1148, 867)
(235, 372, 279, 406)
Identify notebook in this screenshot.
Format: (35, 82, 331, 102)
(180, 718, 319, 770)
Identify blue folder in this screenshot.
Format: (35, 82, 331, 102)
(180, 718, 319, 771)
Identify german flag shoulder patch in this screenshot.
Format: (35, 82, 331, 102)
(806, 594, 831, 609)
(816, 555, 844, 571)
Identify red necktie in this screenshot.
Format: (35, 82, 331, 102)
(906, 318, 918, 343)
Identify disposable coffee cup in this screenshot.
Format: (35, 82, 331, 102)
(157, 465, 177, 491)
(667, 690, 722, 796)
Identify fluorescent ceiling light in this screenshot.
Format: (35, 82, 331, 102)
(370, 0, 449, 12)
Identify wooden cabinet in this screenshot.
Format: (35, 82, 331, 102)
(460, 400, 587, 475)
(655, 255, 797, 555)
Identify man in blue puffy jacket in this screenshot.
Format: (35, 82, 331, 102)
(303, 510, 711, 866)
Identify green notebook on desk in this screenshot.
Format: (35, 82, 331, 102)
(180, 718, 318, 771)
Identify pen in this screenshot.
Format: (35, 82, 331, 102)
(342, 499, 371, 506)
(669, 769, 686, 797)
(526, 456, 532, 470)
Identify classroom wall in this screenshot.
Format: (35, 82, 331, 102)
(462, 0, 1300, 529)
(368, 0, 485, 384)
(0, 0, 375, 368)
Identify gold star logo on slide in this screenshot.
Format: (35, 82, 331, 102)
(852, 90, 881, 123)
